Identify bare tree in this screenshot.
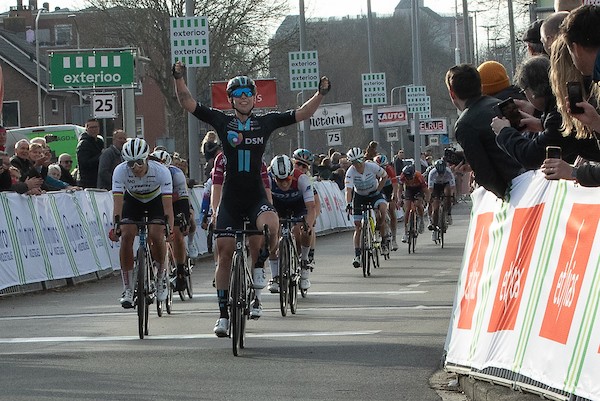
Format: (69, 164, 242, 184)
(83, 0, 291, 156)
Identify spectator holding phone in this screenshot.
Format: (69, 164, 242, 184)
(445, 64, 525, 199)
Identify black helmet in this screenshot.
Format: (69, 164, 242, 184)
(402, 164, 415, 178)
(226, 76, 256, 97)
(434, 159, 446, 174)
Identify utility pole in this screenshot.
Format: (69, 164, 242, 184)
(299, 0, 308, 150)
(186, 0, 200, 183)
(367, 0, 380, 144)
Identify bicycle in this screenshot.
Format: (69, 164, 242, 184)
(214, 223, 269, 356)
(277, 216, 306, 316)
(360, 203, 380, 277)
(169, 213, 193, 301)
(115, 213, 170, 339)
(404, 195, 423, 254)
(432, 195, 452, 248)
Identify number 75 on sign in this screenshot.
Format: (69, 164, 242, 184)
(326, 130, 342, 146)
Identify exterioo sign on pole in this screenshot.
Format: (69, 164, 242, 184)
(170, 17, 210, 67)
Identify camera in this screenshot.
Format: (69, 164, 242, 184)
(443, 147, 465, 166)
(495, 97, 523, 129)
(566, 82, 584, 114)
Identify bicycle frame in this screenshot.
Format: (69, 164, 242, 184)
(360, 203, 380, 277)
(278, 216, 304, 316)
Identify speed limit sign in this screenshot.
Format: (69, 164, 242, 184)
(326, 130, 342, 146)
(92, 93, 117, 119)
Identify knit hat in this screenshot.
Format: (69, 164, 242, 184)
(522, 20, 543, 44)
(477, 61, 510, 96)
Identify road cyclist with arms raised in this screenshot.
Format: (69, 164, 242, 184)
(108, 138, 175, 308)
(173, 61, 330, 337)
(267, 154, 317, 293)
(344, 147, 389, 268)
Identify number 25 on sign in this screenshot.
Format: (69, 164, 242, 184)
(92, 93, 117, 119)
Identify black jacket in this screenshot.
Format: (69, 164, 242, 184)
(455, 95, 525, 199)
(9, 155, 32, 179)
(76, 132, 104, 188)
(576, 163, 600, 187)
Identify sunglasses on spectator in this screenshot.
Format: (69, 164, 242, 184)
(231, 88, 254, 98)
(62, 160, 73, 164)
(127, 159, 145, 168)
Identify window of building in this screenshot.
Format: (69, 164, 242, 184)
(51, 98, 59, 113)
(135, 116, 144, 138)
(54, 24, 72, 46)
(1, 101, 21, 128)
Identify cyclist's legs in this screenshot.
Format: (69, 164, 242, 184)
(443, 184, 453, 214)
(403, 200, 414, 231)
(118, 224, 137, 290)
(387, 198, 397, 238)
(374, 198, 388, 239)
(148, 224, 167, 273)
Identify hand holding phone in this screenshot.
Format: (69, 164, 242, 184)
(567, 82, 584, 114)
(495, 98, 523, 129)
(545, 146, 562, 160)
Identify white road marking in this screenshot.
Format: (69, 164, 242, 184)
(0, 330, 381, 344)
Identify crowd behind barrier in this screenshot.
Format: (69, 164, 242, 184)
(445, 171, 600, 400)
(0, 180, 357, 294)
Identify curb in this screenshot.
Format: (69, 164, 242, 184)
(459, 375, 542, 401)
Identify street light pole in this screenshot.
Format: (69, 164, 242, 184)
(366, 0, 380, 144)
(299, 0, 308, 149)
(35, 8, 45, 126)
(68, 14, 83, 109)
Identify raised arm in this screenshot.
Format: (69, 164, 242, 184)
(172, 62, 198, 114)
(295, 77, 331, 122)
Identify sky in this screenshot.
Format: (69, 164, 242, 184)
(2, 0, 456, 18)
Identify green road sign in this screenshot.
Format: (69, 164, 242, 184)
(49, 49, 137, 90)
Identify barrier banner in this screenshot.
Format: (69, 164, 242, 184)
(313, 180, 353, 232)
(445, 171, 600, 400)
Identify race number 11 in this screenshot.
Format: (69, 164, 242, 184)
(92, 93, 117, 119)
(326, 130, 342, 146)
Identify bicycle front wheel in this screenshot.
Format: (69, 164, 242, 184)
(185, 257, 193, 299)
(361, 220, 369, 277)
(230, 252, 244, 356)
(278, 239, 290, 316)
(136, 247, 146, 339)
(290, 250, 300, 312)
(439, 205, 446, 248)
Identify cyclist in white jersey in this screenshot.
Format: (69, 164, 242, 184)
(109, 138, 174, 308)
(151, 150, 197, 291)
(344, 147, 389, 268)
(427, 159, 456, 240)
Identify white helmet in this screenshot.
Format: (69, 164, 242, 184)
(151, 150, 172, 166)
(270, 155, 294, 179)
(122, 138, 149, 161)
(346, 147, 364, 163)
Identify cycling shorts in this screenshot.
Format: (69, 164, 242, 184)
(273, 197, 307, 220)
(352, 192, 386, 221)
(122, 192, 165, 222)
(431, 182, 450, 199)
(173, 198, 191, 229)
(216, 195, 275, 238)
(381, 184, 394, 202)
(404, 187, 424, 202)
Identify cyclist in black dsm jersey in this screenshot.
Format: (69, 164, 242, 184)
(173, 61, 331, 337)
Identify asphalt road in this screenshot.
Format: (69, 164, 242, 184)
(0, 201, 472, 401)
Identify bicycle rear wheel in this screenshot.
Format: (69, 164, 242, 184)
(290, 250, 300, 311)
(136, 247, 146, 339)
(407, 211, 415, 254)
(230, 252, 244, 356)
(278, 238, 290, 316)
(439, 204, 446, 248)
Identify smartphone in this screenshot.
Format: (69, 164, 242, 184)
(546, 146, 562, 160)
(567, 82, 585, 114)
(496, 98, 522, 129)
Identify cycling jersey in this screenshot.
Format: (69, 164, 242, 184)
(344, 161, 387, 196)
(399, 171, 427, 190)
(270, 168, 314, 218)
(168, 165, 189, 201)
(211, 151, 271, 189)
(382, 164, 398, 187)
(112, 160, 173, 202)
(428, 168, 456, 188)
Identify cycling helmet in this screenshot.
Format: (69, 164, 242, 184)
(402, 164, 415, 178)
(122, 138, 149, 162)
(270, 155, 294, 179)
(226, 76, 256, 97)
(373, 154, 388, 166)
(151, 150, 172, 166)
(292, 148, 314, 166)
(346, 147, 364, 163)
(434, 159, 446, 174)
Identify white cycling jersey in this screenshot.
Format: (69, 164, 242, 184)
(168, 165, 189, 201)
(428, 167, 456, 188)
(344, 161, 387, 196)
(112, 160, 173, 202)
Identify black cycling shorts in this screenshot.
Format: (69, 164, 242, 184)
(431, 182, 449, 199)
(122, 193, 165, 222)
(216, 194, 275, 238)
(173, 198, 191, 228)
(273, 197, 307, 219)
(352, 192, 386, 219)
(381, 184, 394, 202)
(404, 187, 424, 202)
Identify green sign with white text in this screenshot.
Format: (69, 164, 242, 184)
(49, 49, 136, 90)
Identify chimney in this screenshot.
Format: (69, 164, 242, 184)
(17, 0, 23, 8)
(29, 0, 37, 10)
(43, 2, 49, 11)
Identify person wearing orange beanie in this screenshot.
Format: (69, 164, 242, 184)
(477, 61, 526, 101)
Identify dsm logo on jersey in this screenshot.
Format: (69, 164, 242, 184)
(245, 137, 264, 145)
(227, 131, 243, 147)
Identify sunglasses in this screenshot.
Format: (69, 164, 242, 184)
(294, 162, 309, 169)
(275, 176, 292, 182)
(62, 160, 73, 164)
(231, 87, 254, 98)
(127, 159, 145, 168)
